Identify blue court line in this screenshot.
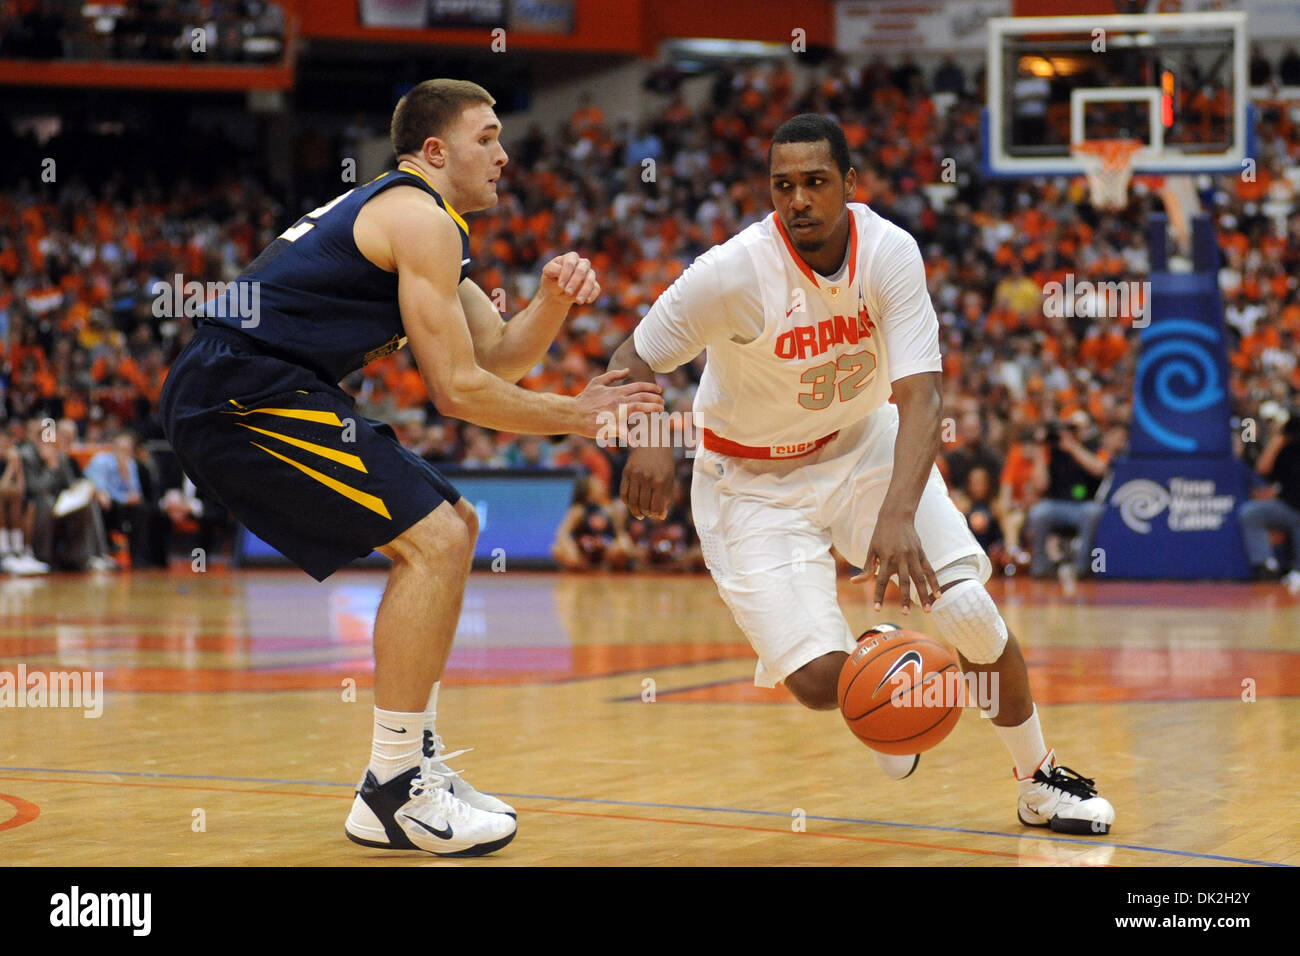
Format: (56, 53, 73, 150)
(608, 675, 755, 702)
(0, 765, 1287, 867)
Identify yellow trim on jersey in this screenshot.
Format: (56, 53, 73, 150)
(222, 406, 343, 426)
(234, 422, 367, 473)
(441, 202, 469, 235)
(396, 163, 469, 234)
(248, 441, 391, 520)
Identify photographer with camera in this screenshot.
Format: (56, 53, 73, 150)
(1237, 409, 1300, 590)
(1024, 410, 1123, 579)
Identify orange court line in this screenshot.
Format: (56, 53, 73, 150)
(0, 642, 761, 692)
(0, 792, 41, 831)
(4, 640, 1299, 700)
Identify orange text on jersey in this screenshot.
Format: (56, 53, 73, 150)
(775, 307, 875, 361)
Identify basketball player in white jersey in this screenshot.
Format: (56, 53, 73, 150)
(609, 115, 1114, 834)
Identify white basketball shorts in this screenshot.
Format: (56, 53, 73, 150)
(691, 401, 991, 688)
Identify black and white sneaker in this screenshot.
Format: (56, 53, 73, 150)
(1016, 750, 1115, 835)
(345, 759, 517, 857)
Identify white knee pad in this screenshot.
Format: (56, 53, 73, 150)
(935, 554, 985, 590)
(929, 578, 1008, 665)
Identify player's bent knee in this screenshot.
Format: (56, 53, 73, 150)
(452, 496, 480, 542)
(784, 652, 845, 711)
(380, 502, 472, 570)
(929, 578, 1008, 665)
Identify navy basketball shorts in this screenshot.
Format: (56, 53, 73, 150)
(160, 324, 461, 581)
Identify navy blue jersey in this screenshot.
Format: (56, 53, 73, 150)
(202, 168, 470, 383)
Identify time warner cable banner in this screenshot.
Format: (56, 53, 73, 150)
(1094, 216, 1254, 579)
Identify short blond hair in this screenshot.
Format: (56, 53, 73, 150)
(390, 79, 495, 158)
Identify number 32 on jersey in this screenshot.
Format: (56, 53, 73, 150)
(797, 350, 876, 409)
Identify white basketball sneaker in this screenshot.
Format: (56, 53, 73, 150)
(874, 751, 920, 780)
(424, 732, 516, 817)
(1016, 749, 1115, 835)
(5, 552, 49, 575)
(345, 758, 516, 857)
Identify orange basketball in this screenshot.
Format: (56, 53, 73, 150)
(838, 626, 963, 755)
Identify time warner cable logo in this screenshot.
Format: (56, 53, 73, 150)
(1111, 478, 1234, 533)
(50, 886, 151, 936)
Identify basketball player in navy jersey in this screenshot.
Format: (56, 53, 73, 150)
(160, 79, 663, 857)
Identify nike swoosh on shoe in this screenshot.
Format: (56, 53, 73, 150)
(401, 814, 452, 840)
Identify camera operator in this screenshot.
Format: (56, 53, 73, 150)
(1237, 409, 1300, 589)
(1024, 410, 1119, 578)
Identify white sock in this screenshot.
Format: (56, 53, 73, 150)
(422, 681, 440, 755)
(368, 707, 423, 784)
(993, 704, 1050, 780)
(10, 529, 23, 552)
(0, 528, 10, 552)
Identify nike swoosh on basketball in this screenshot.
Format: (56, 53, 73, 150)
(873, 649, 923, 696)
(377, 723, 407, 734)
(401, 814, 453, 840)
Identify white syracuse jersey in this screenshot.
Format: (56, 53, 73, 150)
(634, 202, 941, 456)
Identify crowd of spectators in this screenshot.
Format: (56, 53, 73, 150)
(0, 0, 285, 62)
(2, 54, 1298, 580)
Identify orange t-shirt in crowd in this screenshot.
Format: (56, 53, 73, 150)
(1079, 331, 1128, 372)
(1000, 443, 1037, 502)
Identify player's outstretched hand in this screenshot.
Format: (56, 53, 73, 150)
(574, 368, 663, 440)
(621, 445, 676, 520)
(851, 510, 941, 615)
(540, 252, 601, 306)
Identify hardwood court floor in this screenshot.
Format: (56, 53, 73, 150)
(1, 568, 1297, 867)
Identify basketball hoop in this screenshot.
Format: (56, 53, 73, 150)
(1071, 139, 1142, 211)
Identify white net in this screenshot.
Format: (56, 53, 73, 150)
(1071, 140, 1143, 211)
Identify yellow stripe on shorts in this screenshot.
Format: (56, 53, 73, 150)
(247, 441, 391, 520)
(233, 422, 366, 473)
(223, 406, 343, 426)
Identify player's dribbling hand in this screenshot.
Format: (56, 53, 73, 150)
(540, 252, 601, 306)
(851, 510, 942, 615)
(621, 445, 676, 520)
(574, 368, 663, 440)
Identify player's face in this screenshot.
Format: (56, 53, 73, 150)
(769, 141, 854, 254)
(446, 103, 509, 211)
